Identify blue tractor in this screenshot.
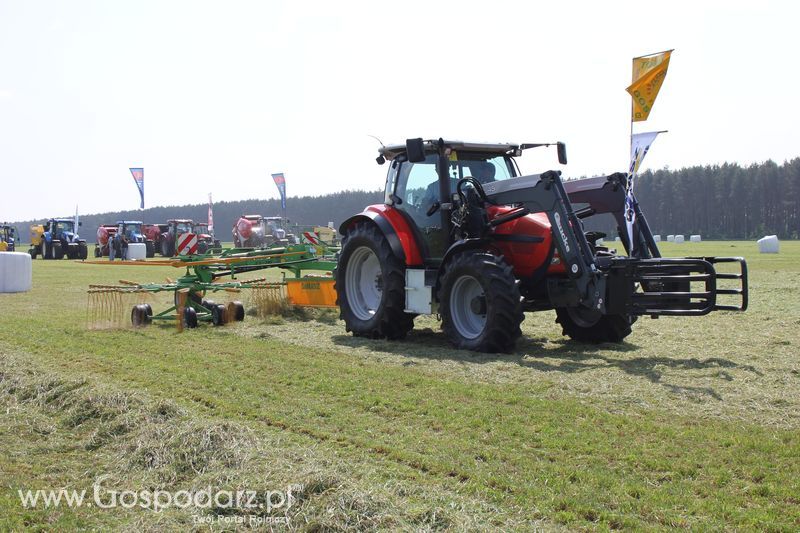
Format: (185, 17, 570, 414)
(29, 218, 88, 260)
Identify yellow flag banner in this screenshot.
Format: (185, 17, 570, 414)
(626, 50, 672, 122)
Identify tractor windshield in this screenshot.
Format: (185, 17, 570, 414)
(123, 223, 142, 239)
(391, 153, 515, 222)
(55, 221, 75, 235)
(176, 222, 192, 234)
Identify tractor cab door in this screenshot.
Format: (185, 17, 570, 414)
(390, 154, 450, 262)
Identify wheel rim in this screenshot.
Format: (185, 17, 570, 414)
(345, 246, 383, 321)
(449, 275, 486, 340)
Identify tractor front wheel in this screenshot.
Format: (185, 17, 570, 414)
(336, 222, 413, 340)
(52, 241, 64, 260)
(439, 253, 523, 353)
(555, 307, 633, 343)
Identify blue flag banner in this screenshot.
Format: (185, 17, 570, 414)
(129, 168, 144, 209)
(271, 172, 287, 210)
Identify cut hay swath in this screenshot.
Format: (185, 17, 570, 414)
(84, 244, 337, 330)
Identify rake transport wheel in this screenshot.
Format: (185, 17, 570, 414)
(211, 304, 227, 326)
(555, 306, 633, 343)
(336, 222, 414, 340)
(131, 304, 152, 327)
(227, 301, 245, 321)
(439, 252, 523, 353)
(182, 307, 198, 329)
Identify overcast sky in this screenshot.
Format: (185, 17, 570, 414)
(1, 0, 796, 222)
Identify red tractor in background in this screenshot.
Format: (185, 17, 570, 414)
(153, 219, 219, 256)
(94, 221, 155, 258)
(232, 215, 297, 248)
(335, 138, 748, 352)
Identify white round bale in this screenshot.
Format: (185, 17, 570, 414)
(757, 235, 780, 253)
(690, 235, 702, 242)
(674, 235, 685, 243)
(127, 243, 147, 260)
(0, 252, 32, 293)
(653, 234, 661, 242)
(667, 235, 675, 242)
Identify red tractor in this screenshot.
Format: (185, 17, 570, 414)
(336, 138, 748, 352)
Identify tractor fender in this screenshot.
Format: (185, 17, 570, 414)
(339, 205, 424, 266)
(434, 238, 492, 297)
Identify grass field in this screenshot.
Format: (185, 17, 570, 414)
(1, 241, 798, 531)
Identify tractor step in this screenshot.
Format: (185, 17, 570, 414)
(608, 256, 748, 317)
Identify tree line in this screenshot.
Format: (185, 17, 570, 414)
(8, 158, 799, 243)
(631, 158, 799, 239)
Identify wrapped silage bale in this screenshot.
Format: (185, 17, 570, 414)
(127, 243, 147, 260)
(690, 235, 702, 242)
(757, 235, 779, 253)
(653, 234, 661, 242)
(674, 235, 685, 243)
(0, 252, 32, 293)
(667, 235, 675, 242)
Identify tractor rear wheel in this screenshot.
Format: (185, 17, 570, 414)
(41, 241, 50, 260)
(336, 222, 413, 340)
(439, 253, 523, 352)
(555, 307, 633, 343)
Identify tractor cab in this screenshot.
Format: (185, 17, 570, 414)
(117, 221, 145, 242)
(50, 218, 78, 241)
(168, 219, 193, 236)
(379, 139, 564, 262)
(0, 225, 17, 252)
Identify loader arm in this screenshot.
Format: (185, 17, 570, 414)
(482, 170, 606, 312)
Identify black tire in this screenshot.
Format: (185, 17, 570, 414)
(439, 253, 523, 353)
(555, 307, 633, 343)
(197, 241, 209, 254)
(201, 299, 215, 311)
(335, 221, 414, 340)
(211, 304, 227, 326)
(161, 238, 174, 257)
(66, 243, 78, 259)
(53, 241, 64, 260)
(145, 241, 155, 258)
(29, 247, 37, 259)
(182, 307, 198, 329)
(229, 301, 245, 321)
(131, 304, 151, 327)
(41, 240, 50, 260)
(94, 246, 101, 258)
(78, 243, 88, 260)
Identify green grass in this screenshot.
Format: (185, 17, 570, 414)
(1, 241, 799, 530)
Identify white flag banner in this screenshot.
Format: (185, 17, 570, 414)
(626, 131, 661, 250)
(208, 193, 214, 236)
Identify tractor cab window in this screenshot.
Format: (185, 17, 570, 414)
(55, 221, 74, 235)
(175, 222, 192, 234)
(124, 224, 142, 239)
(397, 154, 439, 216)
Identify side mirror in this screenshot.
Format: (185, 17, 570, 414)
(406, 138, 426, 163)
(557, 142, 568, 165)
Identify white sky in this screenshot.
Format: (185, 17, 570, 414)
(1, 0, 797, 222)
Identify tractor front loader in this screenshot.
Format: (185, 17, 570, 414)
(336, 138, 747, 352)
